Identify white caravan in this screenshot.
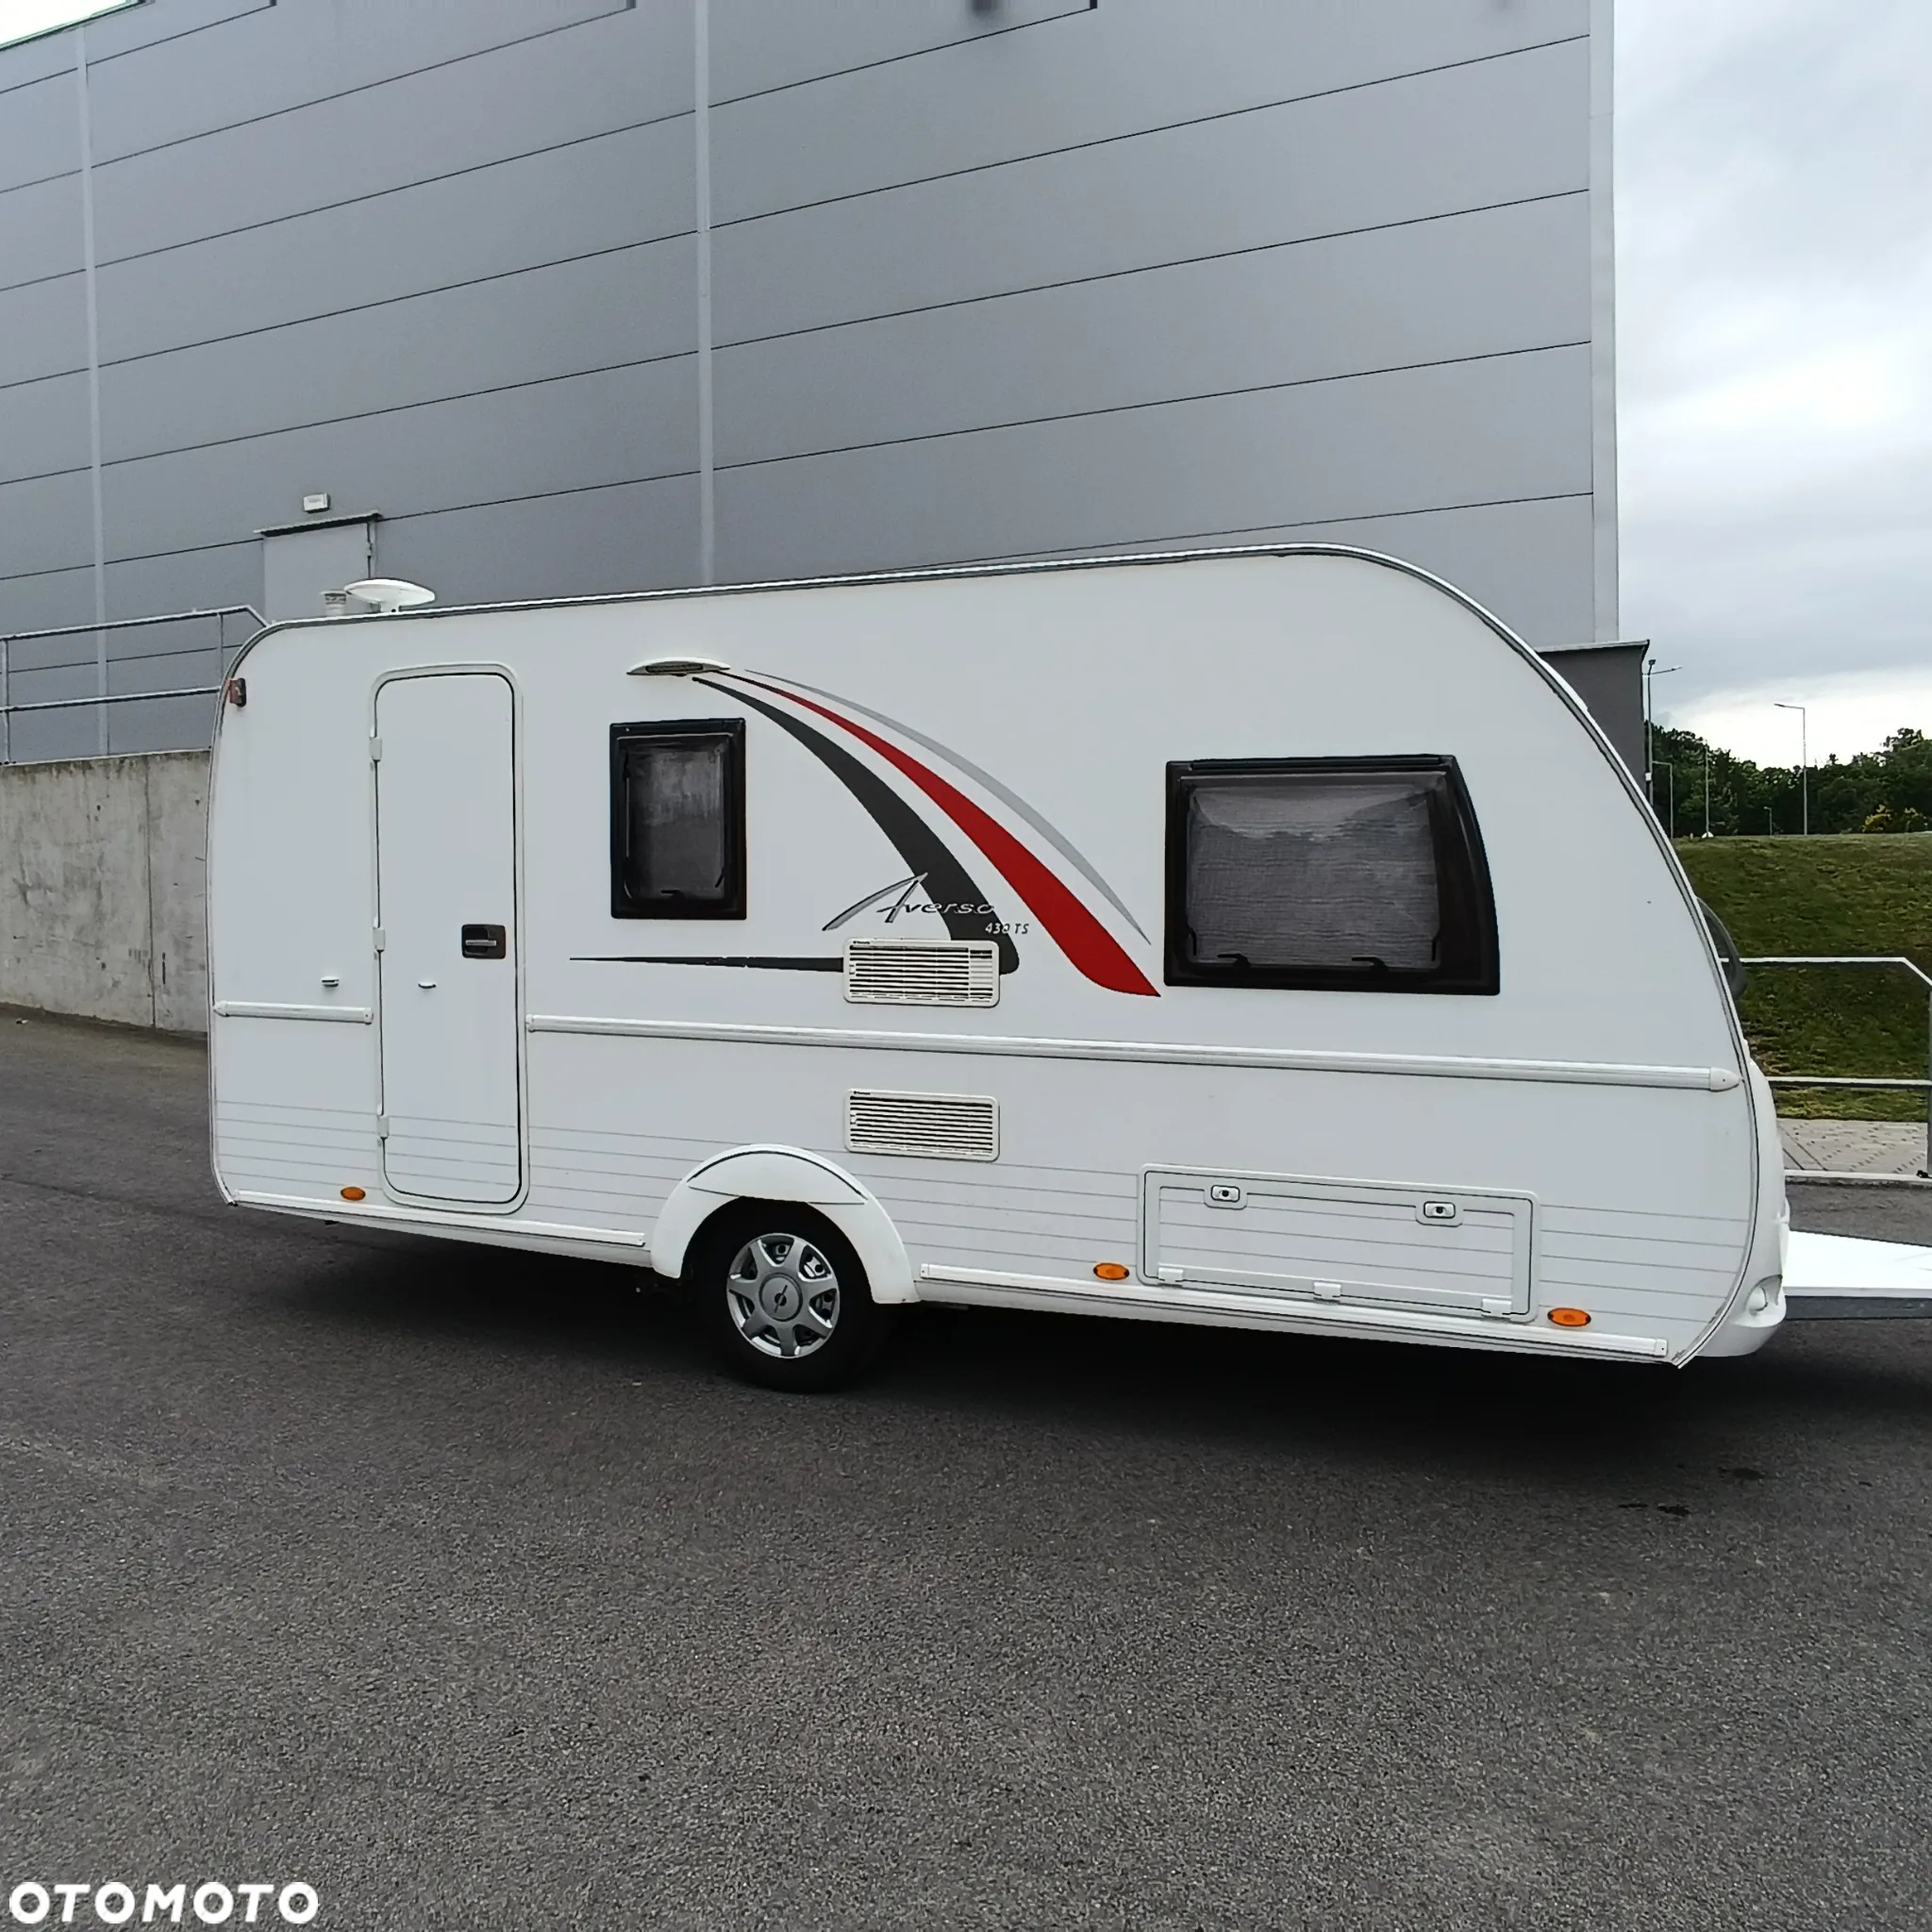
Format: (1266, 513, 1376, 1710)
(207, 548, 1793, 1388)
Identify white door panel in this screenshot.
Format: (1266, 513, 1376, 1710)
(375, 673, 522, 1205)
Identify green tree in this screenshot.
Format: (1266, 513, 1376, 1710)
(1646, 719, 1930, 836)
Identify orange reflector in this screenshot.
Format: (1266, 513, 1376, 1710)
(340, 1186, 366, 1202)
(1094, 1262, 1131, 1281)
(1548, 1307, 1591, 1328)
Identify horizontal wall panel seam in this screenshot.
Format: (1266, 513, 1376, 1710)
(0, 64, 75, 100)
(715, 342, 1590, 474)
(712, 35, 1589, 233)
(60, 472, 704, 573)
(7, 505, 1597, 590)
(82, 0, 273, 69)
(92, 110, 694, 272)
(989, 492, 1597, 564)
(0, 263, 84, 298)
(103, 347, 698, 467)
(96, 234, 691, 373)
(710, 5, 1091, 109)
(0, 363, 89, 395)
(0, 462, 91, 489)
(25, 641, 231, 673)
(713, 190, 1587, 354)
(0, 166, 80, 200)
(90, 2, 637, 166)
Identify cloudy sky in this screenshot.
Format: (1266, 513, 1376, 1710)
(1619, 0, 1932, 761)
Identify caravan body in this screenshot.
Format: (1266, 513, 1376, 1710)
(207, 549, 1788, 1374)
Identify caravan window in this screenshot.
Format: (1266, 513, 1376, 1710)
(609, 719, 746, 918)
(1164, 757, 1497, 993)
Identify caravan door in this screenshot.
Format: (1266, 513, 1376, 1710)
(374, 672, 523, 1206)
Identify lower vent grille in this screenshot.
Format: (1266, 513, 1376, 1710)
(847, 1089, 1000, 1162)
(844, 938, 1000, 1007)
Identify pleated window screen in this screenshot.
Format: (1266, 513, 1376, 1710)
(1165, 758, 1497, 993)
(609, 718, 746, 919)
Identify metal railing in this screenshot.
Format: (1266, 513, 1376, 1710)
(1742, 955, 1932, 1181)
(1, 606, 263, 763)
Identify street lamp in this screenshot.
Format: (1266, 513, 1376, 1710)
(1643, 658, 1680, 817)
(1774, 701, 1808, 836)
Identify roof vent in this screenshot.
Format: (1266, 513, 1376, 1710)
(843, 938, 999, 1008)
(847, 1089, 999, 1162)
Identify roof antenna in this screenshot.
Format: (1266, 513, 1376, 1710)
(342, 577, 436, 614)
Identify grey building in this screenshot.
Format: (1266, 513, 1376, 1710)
(0, 0, 1635, 768)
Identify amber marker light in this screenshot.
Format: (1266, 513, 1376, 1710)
(341, 1187, 366, 1202)
(1548, 1307, 1591, 1327)
(1094, 1262, 1131, 1281)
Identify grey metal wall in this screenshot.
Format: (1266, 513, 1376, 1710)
(0, 0, 1615, 762)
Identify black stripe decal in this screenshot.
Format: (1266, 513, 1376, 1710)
(573, 955, 841, 972)
(697, 676, 1020, 975)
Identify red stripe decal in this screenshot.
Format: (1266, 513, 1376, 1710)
(736, 676, 1158, 997)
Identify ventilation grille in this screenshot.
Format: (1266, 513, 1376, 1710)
(843, 938, 1000, 1008)
(847, 1089, 1000, 1162)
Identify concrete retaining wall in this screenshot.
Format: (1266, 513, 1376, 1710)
(0, 752, 209, 1034)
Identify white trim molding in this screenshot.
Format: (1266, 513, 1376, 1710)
(526, 1013, 1742, 1092)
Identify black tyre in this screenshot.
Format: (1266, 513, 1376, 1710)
(690, 1203, 887, 1391)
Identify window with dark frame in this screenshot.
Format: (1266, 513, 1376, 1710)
(609, 719, 746, 919)
(1164, 757, 1498, 993)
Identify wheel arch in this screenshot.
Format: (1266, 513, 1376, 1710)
(651, 1145, 917, 1304)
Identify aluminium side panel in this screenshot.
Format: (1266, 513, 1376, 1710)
(715, 350, 1591, 585)
(713, 197, 1590, 470)
(708, 0, 1590, 223)
(86, 3, 671, 262)
(1036, 499, 1600, 659)
(710, 42, 1589, 343)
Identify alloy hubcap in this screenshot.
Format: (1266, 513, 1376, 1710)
(725, 1233, 841, 1359)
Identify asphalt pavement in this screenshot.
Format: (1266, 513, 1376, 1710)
(2, 1011, 1929, 1931)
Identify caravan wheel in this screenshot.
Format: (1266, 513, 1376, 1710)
(692, 1205, 886, 1391)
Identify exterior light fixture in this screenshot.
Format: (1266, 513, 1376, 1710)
(628, 656, 731, 676)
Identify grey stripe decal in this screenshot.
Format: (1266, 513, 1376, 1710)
(783, 677, 1150, 941)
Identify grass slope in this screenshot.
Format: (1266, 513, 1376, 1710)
(1675, 836, 1932, 1120)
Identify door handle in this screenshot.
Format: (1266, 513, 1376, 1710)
(461, 924, 508, 959)
(418, 980, 437, 990)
